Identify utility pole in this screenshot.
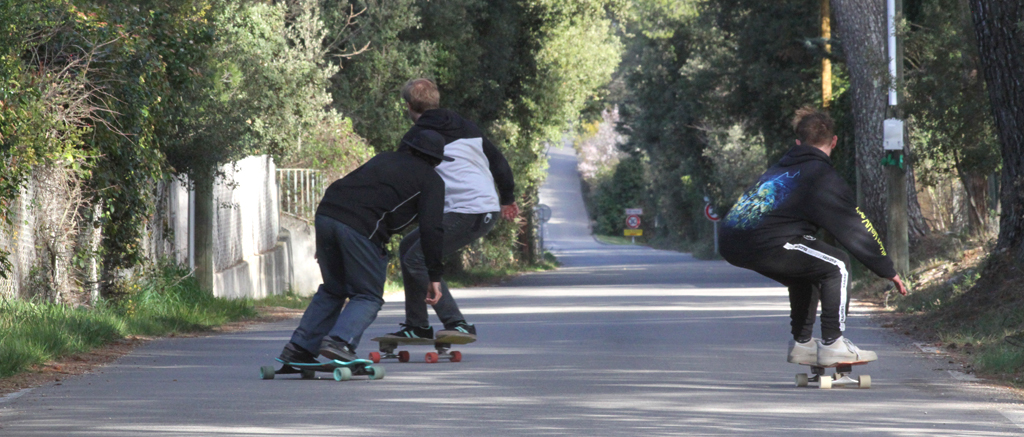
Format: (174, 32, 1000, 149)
(884, 0, 910, 275)
(821, 0, 832, 108)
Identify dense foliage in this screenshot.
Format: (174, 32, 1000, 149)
(605, 0, 839, 252)
(904, 0, 1000, 237)
(1, 0, 623, 298)
(327, 0, 624, 265)
(0, 0, 376, 298)
(583, 0, 1001, 260)
(4, 0, 1013, 298)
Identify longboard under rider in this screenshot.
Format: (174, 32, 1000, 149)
(369, 335, 475, 363)
(795, 360, 871, 389)
(261, 358, 385, 381)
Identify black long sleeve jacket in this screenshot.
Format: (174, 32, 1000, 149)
(316, 152, 446, 281)
(719, 145, 897, 279)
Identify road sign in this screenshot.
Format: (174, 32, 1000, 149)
(624, 229, 643, 236)
(625, 208, 643, 215)
(704, 204, 720, 222)
(704, 203, 720, 255)
(626, 214, 641, 229)
(535, 204, 552, 223)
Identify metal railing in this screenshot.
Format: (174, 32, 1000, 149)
(277, 169, 326, 222)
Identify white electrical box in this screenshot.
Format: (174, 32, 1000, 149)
(883, 118, 904, 151)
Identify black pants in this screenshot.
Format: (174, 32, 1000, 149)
(399, 211, 497, 327)
(726, 236, 851, 342)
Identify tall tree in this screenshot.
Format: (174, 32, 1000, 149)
(832, 0, 930, 244)
(831, 0, 890, 238)
(967, 0, 1024, 262)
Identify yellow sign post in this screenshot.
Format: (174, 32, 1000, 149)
(624, 229, 643, 237)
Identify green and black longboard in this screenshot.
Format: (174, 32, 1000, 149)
(261, 357, 384, 381)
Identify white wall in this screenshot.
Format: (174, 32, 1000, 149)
(152, 155, 320, 299)
(279, 214, 320, 296)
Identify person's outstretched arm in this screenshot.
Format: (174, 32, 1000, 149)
(807, 171, 898, 281)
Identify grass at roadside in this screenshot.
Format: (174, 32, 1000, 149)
(594, 234, 648, 246)
(257, 290, 313, 310)
(445, 253, 559, 289)
(855, 234, 1024, 387)
(0, 261, 257, 379)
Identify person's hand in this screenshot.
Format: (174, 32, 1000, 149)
(501, 203, 519, 221)
(425, 282, 442, 305)
(891, 274, 908, 296)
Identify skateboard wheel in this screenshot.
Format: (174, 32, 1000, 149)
(334, 367, 353, 381)
(425, 352, 439, 363)
(859, 375, 871, 389)
(368, 365, 385, 380)
(819, 375, 832, 389)
(398, 351, 410, 363)
(795, 373, 808, 387)
(450, 351, 462, 363)
(301, 369, 316, 380)
(260, 366, 276, 380)
(369, 352, 381, 363)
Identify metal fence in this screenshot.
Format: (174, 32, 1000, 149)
(0, 181, 34, 300)
(277, 168, 325, 223)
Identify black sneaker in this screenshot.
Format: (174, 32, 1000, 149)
(279, 342, 319, 364)
(437, 321, 476, 340)
(382, 323, 434, 339)
(319, 337, 357, 362)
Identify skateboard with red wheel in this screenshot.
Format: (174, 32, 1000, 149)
(368, 336, 475, 363)
(795, 360, 871, 389)
(260, 358, 385, 381)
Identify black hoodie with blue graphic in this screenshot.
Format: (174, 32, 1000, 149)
(719, 145, 897, 279)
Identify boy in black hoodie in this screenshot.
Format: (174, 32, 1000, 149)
(719, 108, 907, 366)
(277, 130, 451, 365)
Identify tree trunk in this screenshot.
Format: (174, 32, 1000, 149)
(954, 0, 992, 239)
(959, 171, 990, 237)
(906, 156, 930, 238)
(194, 171, 216, 294)
(521, 204, 536, 265)
(967, 0, 1024, 261)
(831, 0, 890, 239)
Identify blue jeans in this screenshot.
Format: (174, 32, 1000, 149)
(289, 215, 388, 353)
(399, 211, 497, 327)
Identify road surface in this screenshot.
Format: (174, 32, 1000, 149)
(1, 143, 1022, 436)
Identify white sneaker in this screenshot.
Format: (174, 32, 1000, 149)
(817, 336, 878, 366)
(787, 338, 819, 364)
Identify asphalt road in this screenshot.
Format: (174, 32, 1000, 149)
(1, 144, 1023, 436)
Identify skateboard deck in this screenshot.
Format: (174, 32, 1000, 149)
(260, 358, 385, 381)
(794, 360, 871, 389)
(369, 336, 476, 363)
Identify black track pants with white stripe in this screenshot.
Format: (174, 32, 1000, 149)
(743, 236, 851, 342)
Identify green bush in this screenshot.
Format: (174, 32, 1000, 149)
(590, 156, 647, 235)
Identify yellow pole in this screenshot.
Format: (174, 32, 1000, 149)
(822, 0, 832, 108)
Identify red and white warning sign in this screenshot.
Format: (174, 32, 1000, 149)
(626, 214, 642, 229)
(704, 204, 720, 222)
